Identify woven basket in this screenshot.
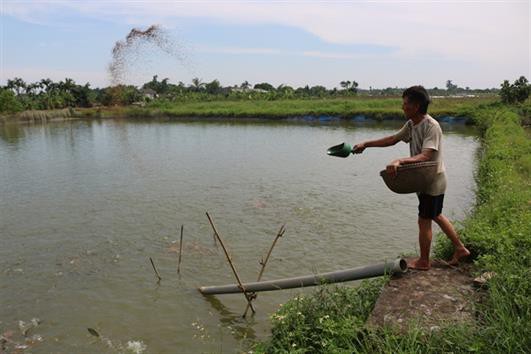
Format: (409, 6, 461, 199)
(380, 161, 439, 194)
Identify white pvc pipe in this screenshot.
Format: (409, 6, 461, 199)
(199, 258, 407, 295)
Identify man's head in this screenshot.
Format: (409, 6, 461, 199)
(402, 85, 431, 118)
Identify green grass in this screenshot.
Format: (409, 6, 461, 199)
(124, 96, 494, 120)
(254, 280, 386, 354)
(255, 102, 531, 353)
(3, 96, 496, 122)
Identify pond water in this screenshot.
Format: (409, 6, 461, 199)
(0, 118, 479, 353)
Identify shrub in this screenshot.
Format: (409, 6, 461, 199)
(0, 88, 23, 113)
(256, 280, 385, 353)
(500, 76, 530, 104)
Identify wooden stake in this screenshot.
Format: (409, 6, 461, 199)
(212, 232, 218, 247)
(149, 257, 162, 283)
(177, 225, 184, 274)
(205, 212, 256, 315)
(243, 224, 286, 317)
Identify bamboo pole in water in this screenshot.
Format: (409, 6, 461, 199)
(205, 212, 256, 315)
(243, 224, 286, 317)
(149, 257, 162, 283)
(177, 224, 184, 274)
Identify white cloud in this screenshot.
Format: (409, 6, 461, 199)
(196, 45, 282, 55)
(196, 46, 375, 59)
(2, 1, 529, 87)
(301, 50, 374, 60)
(4, 1, 527, 64)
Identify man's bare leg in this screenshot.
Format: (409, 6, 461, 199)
(433, 214, 470, 265)
(409, 217, 432, 270)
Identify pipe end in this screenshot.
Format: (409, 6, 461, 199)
(398, 258, 408, 272)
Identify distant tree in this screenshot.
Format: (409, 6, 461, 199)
(240, 81, 251, 90)
(446, 80, 458, 93)
(350, 81, 359, 93)
(339, 80, 358, 94)
(142, 75, 170, 95)
(310, 85, 327, 97)
(71, 83, 96, 107)
(166, 81, 187, 98)
(55, 78, 77, 107)
(276, 84, 294, 99)
(205, 79, 222, 95)
(6, 77, 27, 95)
(121, 85, 142, 104)
(39, 78, 53, 92)
(101, 85, 141, 106)
(0, 88, 23, 113)
(296, 85, 311, 97)
(500, 76, 530, 104)
(190, 77, 205, 92)
(94, 88, 110, 106)
(254, 82, 275, 91)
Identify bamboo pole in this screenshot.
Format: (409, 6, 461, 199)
(149, 257, 162, 283)
(177, 224, 184, 274)
(212, 231, 218, 247)
(205, 212, 256, 315)
(243, 224, 286, 317)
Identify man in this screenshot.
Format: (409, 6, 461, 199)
(353, 86, 470, 270)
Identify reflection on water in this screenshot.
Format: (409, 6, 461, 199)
(0, 122, 26, 145)
(204, 296, 257, 341)
(0, 118, 478, 353)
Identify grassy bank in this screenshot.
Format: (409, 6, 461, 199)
(36, 96, 493, 122)
(130, 96, 492, 120)
(1, 96, 495, 123)
(255, 103, 530, 353)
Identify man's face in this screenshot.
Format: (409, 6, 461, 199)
(402, 96, 420, 119)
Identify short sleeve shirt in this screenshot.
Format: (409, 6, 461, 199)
(393, 115, 447, 195)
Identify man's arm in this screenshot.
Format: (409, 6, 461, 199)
(352, 135, 400, 154)
(386, 148, 435, 177)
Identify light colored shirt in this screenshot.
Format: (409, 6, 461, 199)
(393, 115, 447, 195)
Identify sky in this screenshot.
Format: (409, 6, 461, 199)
(1, 0, 529, 89)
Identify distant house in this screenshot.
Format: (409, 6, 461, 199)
(229, 87, 268, 94)
(141, 88, 157, 100)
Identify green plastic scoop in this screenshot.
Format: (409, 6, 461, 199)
(327, 142, 356, 158)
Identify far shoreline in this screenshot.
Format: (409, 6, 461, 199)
(0, 107, 475, 126)
(1, 96, 492, 125)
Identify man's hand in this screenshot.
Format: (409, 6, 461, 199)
(386, 159, 401, 178)
(352, 142, 366, 154)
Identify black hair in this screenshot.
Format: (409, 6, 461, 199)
(402, 85, 431, 114)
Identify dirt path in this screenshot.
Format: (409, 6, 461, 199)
(368, 258, 482, 331)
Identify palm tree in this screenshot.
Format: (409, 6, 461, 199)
(340, 81, 351, 90)
(191, 77, 204, 92)
(6, 77, 27, 95)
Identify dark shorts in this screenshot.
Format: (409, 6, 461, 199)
(417, 193, 444, 219)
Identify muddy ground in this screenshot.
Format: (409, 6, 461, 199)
(368, 258, 484, 331)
